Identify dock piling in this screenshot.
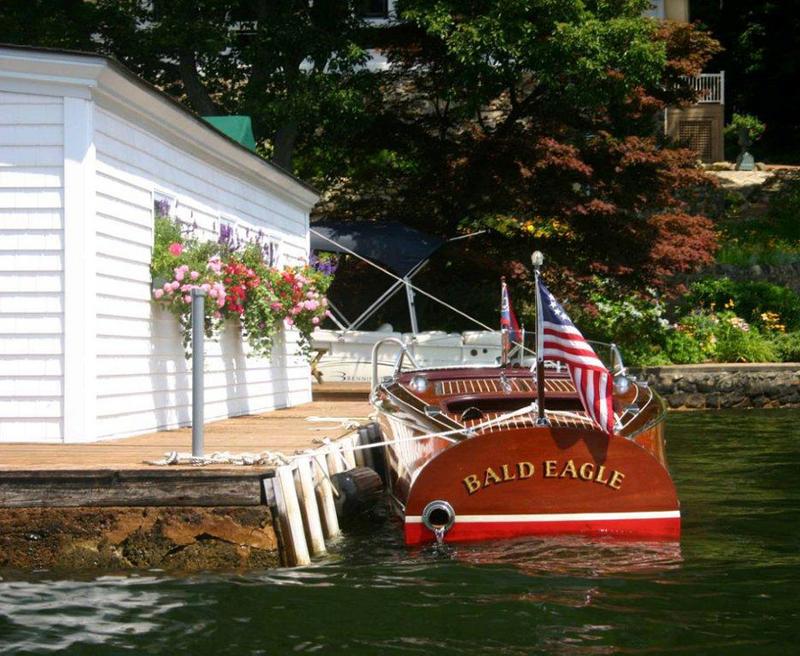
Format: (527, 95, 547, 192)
(274, 464, 311, 566)
(296, 457, 327, 556)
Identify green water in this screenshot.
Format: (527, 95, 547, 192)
(1, 409, 799, 655)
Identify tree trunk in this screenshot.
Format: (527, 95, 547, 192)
(178, 51, 219, 116)
(272, 122, 298, 171)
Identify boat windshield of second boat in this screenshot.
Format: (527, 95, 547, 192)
(370, 330, 678, 547)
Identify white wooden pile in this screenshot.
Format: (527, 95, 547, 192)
(267, 433, 364, 566)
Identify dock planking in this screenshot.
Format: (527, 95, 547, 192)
(0, 387, 372, 509)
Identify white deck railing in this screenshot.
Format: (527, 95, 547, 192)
(682, 72, 725, 104)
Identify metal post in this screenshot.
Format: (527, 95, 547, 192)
(404, 277, 419, 334)
(191, 288, 206, 458)
(531, 251, 549, 427)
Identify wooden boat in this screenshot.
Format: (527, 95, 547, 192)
(370, 340, 680, 546)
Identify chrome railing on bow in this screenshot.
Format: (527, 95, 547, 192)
(371, 337, 420, 389)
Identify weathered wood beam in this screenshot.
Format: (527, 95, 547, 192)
(0, 469, 273, 508)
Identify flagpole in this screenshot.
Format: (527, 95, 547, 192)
(531, 251, 549, 426)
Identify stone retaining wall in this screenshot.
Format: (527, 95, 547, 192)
(631, 363, 800, 410)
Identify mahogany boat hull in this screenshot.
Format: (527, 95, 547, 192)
(372, 365, 679, 546)
(399, 425, 680, 545)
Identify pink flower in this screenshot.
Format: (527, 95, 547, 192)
(325, 310, 333, 318)
(170, 281, 181, 291)
(312, 317, 320, 325)
(162, 282, 171, 292)
(201, 283, 211, 292)
(213, 311, 222, 319)
(321, 298, 328, 306)
(217, 296, 225, 308)
(168, 243, 183, 256)
(207, 256, 222, 274)
(209, 288, 218, 299)
(154, 289, 164, 299)
(270, 302, 281, 311)
(190, 271, 200, 280)
(285, 317, 294, 327)
(306, 291, 314, 299)
(184, 294, 192, 303)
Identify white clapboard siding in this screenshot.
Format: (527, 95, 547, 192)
(91, 109, 312, 440)
(0, 90, 65, 443)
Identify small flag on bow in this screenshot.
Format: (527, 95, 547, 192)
(536, 278, 616, 434)
(500, 278, 522, 344)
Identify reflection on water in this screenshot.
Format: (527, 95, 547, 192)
(1, 409, 798, 655)
(449, 536, 683, 577)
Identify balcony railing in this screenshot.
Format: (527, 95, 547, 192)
(682, 72, 725, 104)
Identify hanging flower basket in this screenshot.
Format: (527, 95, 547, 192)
(150, 214, 335, 359)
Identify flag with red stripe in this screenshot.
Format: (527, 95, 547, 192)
(500, 279, 521, 343)
(536, 279, 616, 434)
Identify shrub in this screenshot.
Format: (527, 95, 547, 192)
(664, 328, 707, 364)
(683, 277, 800, 331)
(724, 113, 765, 160)
(768, 173, 800, 243)
(572, 280, 671, 367)
(713, 315, 777, 363)
(772, 332, 800, 362)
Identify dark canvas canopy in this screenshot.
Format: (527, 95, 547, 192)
(310, 220, 445, 277)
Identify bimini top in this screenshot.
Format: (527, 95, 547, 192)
(311, 220, 445, 277)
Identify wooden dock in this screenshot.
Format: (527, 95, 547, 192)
(0, 384, 376, 569)
(0, 384, 372, 471)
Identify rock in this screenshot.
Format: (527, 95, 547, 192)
(685, 393, 707, 409)
(667, 393, 687, 409)
(0, 506, 279, 572)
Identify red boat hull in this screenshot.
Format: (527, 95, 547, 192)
(400, 426, 680, 545)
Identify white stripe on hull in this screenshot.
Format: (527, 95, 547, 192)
(405, 510, 680, 524)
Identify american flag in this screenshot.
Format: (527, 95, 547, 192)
(536, 278, 616, 434)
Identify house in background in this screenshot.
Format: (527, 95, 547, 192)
(0, 45, 319, 444)
(361, 0, 725, 162)
(651, 0, 726, 162)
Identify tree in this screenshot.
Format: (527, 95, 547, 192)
(0, 0, 375, 170)
(323, 0, 721, 317)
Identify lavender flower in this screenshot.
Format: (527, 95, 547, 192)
(154, 199, 171, 217)
(310, 253, 338, 276)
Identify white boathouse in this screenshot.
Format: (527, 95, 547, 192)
(0, 45, 319, 443)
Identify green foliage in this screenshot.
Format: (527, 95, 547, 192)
(572, 280, 671, 366)
(767, 173, 800, 243)
(772, 332, 800, 362)
(683, 277, 800, 331)
(725, 113, 766, 143)
(663, 329, 706, 364)
(714, 319, 777, 363)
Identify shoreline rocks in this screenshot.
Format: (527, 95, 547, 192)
(631, 363, 800, 410)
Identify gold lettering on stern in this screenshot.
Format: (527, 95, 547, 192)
(461, 460, 626, 495)
(517, 462, 535, 479)
(501, 464, 517, 481)
(484, 467, 503, 487)
(463, 474, 481, 495)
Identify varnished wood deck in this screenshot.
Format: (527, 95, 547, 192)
(0, 386, 373, 472)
